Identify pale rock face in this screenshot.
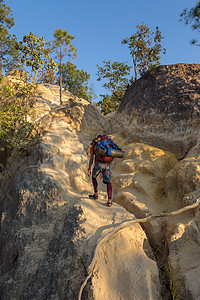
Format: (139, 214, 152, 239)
(91, 224, 160, 300)
(0, 64, 200, 300)
(0, 82, 161, 299)
(108, 64, 200, 300)
(167, 219, 200, 299)
(166, 151, 200, 205)
(113, 142, 177, 212)
(165, 141, 200, 299)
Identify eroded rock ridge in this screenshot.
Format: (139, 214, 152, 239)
(0, 64, 199, 299)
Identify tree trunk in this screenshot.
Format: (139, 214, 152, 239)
(33, 70, 38, 82)
(60, 71, 62, 105)
(59, 45, 63, 105)
(133, 55, 137, 81)
(0, 42, 3, 71)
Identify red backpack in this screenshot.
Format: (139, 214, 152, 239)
(92, 135, 113, 163)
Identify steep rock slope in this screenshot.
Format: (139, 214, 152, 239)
(105, 63, 200, 299)
(110, 63, 200, 159)
(0, 84, 160, 299)
(0, 64, 200, 300)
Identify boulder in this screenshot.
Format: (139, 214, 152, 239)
(110, 63, 200, 159)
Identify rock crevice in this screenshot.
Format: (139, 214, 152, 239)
(0, 65, 200, 299)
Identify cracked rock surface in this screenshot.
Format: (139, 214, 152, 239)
(0, 64, 200, 299)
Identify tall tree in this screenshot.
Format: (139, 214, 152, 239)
(62, 61, 91, 101)
(121, 23, 166, 81)
(53, 29, 77, 104)
(0, 0, 18, 72)
(18, 32, 56, 82)
(180, 1, 200, 46)
(96, 60, 131, 114)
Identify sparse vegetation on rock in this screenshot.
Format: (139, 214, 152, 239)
(0, 64, 199, 299)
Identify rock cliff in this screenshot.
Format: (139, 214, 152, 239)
(111, 63, 200, 159)
(0, 64, 200, 300)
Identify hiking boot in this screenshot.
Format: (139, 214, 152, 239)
(89, 194, 98, 199)
(107, 199, 112, 207)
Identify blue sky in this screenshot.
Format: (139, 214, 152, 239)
(7, 0, 200, 99)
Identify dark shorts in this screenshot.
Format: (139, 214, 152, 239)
(92, 162, 111, 184)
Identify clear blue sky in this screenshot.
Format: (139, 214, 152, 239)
(7, 0, 200, 99)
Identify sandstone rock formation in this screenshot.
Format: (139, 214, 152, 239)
(110, 63, 200, 159)
(0, 64, 199, 300)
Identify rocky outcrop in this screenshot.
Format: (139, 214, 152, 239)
(0, 84, 108, 299)
(0, 84, 160, 299)
(90, 222, 160, 300)
(0, 65, 200, 300)
(110, 63, 200, 159)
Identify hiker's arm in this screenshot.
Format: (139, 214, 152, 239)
(88, 152, 94, 177)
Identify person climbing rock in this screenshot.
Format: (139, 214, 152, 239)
(87, 135, 113, 207)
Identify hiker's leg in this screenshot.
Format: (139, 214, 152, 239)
(106, 182, 112, 199)
(101, 163, 112, 205)
(92, 178, 98, 195)
(91, 163, 101, 197)
(102, 163, 111, 187)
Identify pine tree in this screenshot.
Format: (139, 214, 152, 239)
(53, 29, 77, 104)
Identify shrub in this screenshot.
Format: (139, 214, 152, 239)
(0, 78, 39, 159)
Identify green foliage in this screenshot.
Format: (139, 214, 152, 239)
(1, 33, 20, 73)
(0, 0, 15, 32)
(37, 66, 57, 84)
(0, 0, 19, 72)
(96, 60, 131, 114)
(53, 28, 77, 104)
(62, 61, 91, 101)
(87, 83, 98, 102)
(0, 79, 39, 155)
(96, 94, 118, 115)
(53, 29, 77, 61)
(165, 263, 182, 300)
(17, 32, 57, 82)
(180, 1, 200, 46)
(121, 23, 166, 80)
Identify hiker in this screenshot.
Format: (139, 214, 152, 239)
(88, 135, 113, 207)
